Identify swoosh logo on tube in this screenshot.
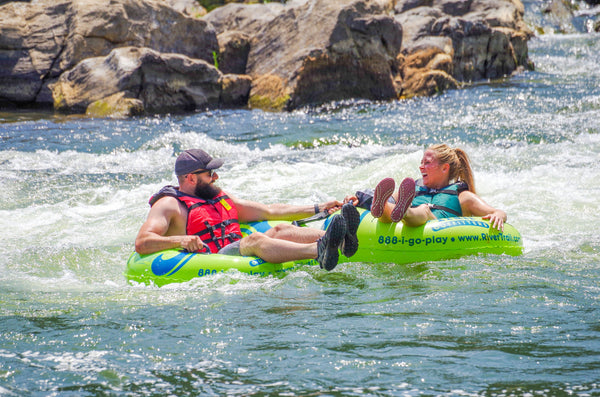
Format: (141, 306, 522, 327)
(151, 251, 194, 276)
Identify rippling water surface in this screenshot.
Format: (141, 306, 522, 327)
(1, 18, 599, 397)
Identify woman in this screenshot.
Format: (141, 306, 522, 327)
(345, 144, 507, 231)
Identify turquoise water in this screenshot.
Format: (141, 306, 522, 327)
(1, 24, 600, 397)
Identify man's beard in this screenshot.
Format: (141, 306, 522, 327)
(194, 180, 221, 199)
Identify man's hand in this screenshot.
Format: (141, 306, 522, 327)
(320, 200, 344, 214)
(179, 235, 205, 252)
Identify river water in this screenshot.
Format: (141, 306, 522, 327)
(1, 8, 600, 397)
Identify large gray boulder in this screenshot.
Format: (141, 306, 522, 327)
(0, 0, 534, 114)
(204, 0, 532, 107)
(0, 0, 218, 106)
(395, 0, 533, 84)
(50, 46, 251, 114)
(205, 0, 403, 110)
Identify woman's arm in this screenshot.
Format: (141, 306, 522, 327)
(459, 191, 507, 231)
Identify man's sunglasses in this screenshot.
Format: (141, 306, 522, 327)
(191, 169, 215, 177)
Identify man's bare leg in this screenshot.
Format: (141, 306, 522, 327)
(240, 215, 347, 271)
(264, 223, 324, 243)
(240, 233, 317, 263)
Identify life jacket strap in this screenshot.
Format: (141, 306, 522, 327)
(415, 188, 459, 197)
(195, 219, 242, 253)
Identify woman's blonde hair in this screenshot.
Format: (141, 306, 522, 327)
(428, 144, 476, 194)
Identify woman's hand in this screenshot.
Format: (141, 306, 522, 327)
(482, 210, 506, 232)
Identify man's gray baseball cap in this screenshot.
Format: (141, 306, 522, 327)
(175, 149, 223, 176)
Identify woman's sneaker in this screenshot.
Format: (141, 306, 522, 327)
(371, 178, 395, 218)
(390, 177, 416, 222)
(340, 203, 360, 258)
(316, 215, 346, 271)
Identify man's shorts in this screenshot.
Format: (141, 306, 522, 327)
(217, 240, 241, 256)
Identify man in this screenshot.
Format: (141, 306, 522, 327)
(135, 149, 360, 271)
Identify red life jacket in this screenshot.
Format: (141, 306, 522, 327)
(149, 186, 242, 254)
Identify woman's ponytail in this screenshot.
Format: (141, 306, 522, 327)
(454, 148, 475, 194)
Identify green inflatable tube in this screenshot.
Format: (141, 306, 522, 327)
(332, 209, 523, 265)
(125, 209, 522, 286)
(125, 220, 315, 287)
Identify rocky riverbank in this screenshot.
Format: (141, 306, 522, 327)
(0, 0, 534, 116)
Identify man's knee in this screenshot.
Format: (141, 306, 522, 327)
(239, 232, 267, 256)
(264, 223, 295, 238)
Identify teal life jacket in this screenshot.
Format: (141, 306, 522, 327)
(411, 179, 468, 218)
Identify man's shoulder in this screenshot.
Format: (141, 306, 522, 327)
(149, 185, 180, 206)
(153, 194, 181, 204)
(150, 194, 186, 214)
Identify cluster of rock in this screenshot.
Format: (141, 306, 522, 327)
(0, 0, 533, 117)
(540, 0, 600, 34)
